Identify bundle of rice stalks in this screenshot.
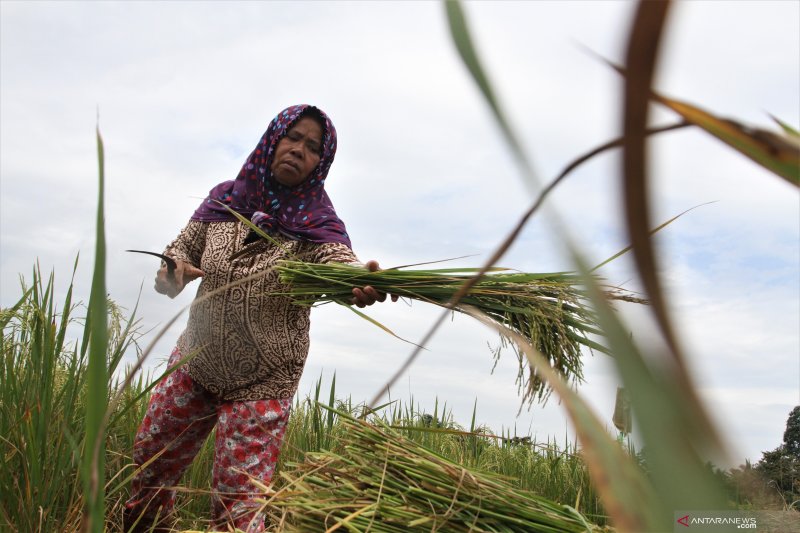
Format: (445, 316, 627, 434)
(267, 409, 604, 532)
(275, 261, 644, 403)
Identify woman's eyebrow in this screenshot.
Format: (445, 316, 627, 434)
(288, 127, 320, 141)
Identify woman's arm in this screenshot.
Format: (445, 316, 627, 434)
(304, 243, 396, 307)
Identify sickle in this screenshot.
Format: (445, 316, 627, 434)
(126, 250, 177, 276)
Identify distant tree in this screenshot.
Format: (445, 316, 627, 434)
(756, 406, 800, 506)
(782, 406, 800, 458)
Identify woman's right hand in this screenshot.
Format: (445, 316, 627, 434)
(154, 259, 204, 299)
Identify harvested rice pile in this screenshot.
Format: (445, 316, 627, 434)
(268, 411, 604, 532)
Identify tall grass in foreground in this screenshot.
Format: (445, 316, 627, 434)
(442, 0, 798, 530)
(83, 121, 110, 533)
(0, 263, 146, 531)
(0, 275, 606, 530)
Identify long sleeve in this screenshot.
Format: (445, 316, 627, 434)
(300, 242, 360, 265)
(174, 222, 364, 401)
(163, 219, 208, 267)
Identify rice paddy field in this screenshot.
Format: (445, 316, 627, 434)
(2, 1, 799, 532)
(0, 268, 605, 531)
(0, 269, 610, 531)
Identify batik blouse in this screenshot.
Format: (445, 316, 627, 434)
(164, 219, 358, 401)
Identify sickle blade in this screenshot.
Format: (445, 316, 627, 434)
(126, 250, 177, 274)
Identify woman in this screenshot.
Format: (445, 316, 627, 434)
(124, 104, 391, 532)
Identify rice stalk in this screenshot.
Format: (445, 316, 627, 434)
(0, 261, 147, 532)
(276, 261, 644, 404)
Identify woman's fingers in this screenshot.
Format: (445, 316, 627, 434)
(351, 286, 388, 307)
(365, 286, 385, 303)
(154, 266, 173, 296)
(183, 264, 205, 282)
(351, 286, 377, 307)
(350, 260, 395, 307)
(154, 260, 203, 299)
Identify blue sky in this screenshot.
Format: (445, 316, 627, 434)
(1, 0, 798, 468)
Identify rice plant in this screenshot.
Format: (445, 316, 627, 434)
(276, 261, 644, 404)
(0, 262, 145, 532)
(2, 281, 601, 531)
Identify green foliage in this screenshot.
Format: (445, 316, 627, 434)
(783, 406, 800, 457)
(1, 281, 606, 532)
(0, 264, 145, 532)
(275, 385, 607, 526)
(82, 122, 110, 533)
(755, 406, 800, 506)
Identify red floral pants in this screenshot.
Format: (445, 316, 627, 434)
(125, 348, 291, 532)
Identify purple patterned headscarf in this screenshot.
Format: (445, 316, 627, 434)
(192, 104, 351, 248)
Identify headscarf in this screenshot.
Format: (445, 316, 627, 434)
(191, 104, 351, 248)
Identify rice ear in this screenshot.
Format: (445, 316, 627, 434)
(276, 260, 645, 404)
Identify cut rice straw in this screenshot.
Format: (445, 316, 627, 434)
(276, 261, 645, 404)
(267, 406, 604, 532)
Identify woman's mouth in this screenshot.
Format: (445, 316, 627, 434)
(282, 160, 300, 173)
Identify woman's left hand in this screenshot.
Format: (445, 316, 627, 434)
(351, 260, 399, 308)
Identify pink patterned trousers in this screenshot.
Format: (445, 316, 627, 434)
(125, 348, 291, 532)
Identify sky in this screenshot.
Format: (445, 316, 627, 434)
(1, 0, 798, 469)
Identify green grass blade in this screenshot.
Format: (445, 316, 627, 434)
(658, 97, 800, 186)
(278, 260, 643, 404)
(769, 113, 800, 138)
(574, 253, 729, 528)
(0, 287, 32, 329)
(82, 123, 109, 532)
(590, 202, 715, 272)
(444, 0, 539, 190)
(213, 199, 300, 259)
(346, 305, 426, 350)
(599, 54, 800, 187)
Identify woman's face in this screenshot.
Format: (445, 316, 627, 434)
(269, 116, 323, 187)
